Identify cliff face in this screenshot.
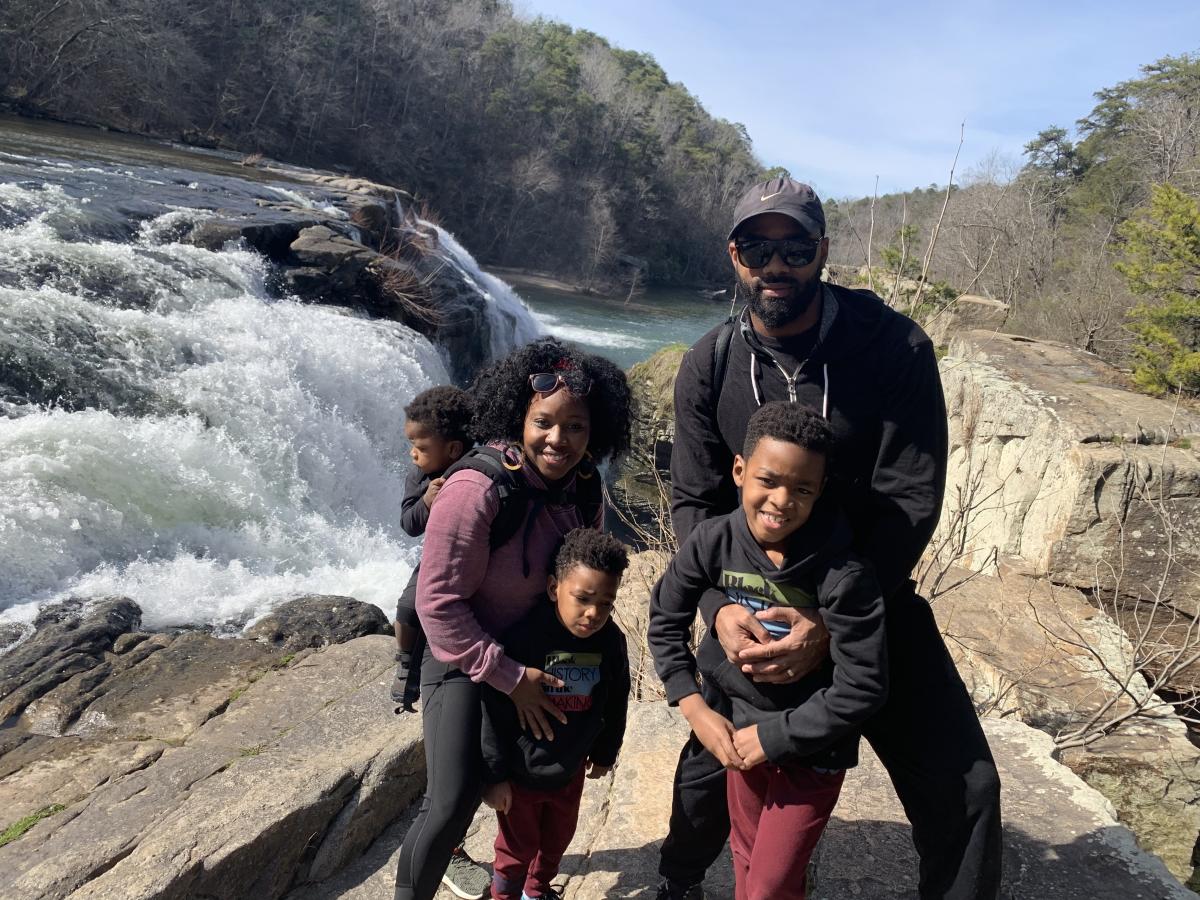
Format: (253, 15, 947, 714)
(621, 332, 1200, 887)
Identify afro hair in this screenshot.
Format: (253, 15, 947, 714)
(742, 401, 833, 460)
(553, 528, 630, 581)
(404, 385, 474, 444)
(470, 337, 632, 462)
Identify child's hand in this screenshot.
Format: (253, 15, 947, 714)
(679, 694, 747, 771)
(733, 724, 767, 768)
(509, 667, 568, 740)
(586, 759, 612, 779)
(422, 477, 446, 508)
(483, 781, 512, 814)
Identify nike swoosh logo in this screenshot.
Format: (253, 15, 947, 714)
(760, 190, 784, 201)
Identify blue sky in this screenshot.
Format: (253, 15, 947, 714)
(516, 0, 1200, 199)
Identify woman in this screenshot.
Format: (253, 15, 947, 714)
(394, 338, 632, 900)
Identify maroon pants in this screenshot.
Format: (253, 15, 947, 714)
(727, 763, 845, 900)
(491, 766, 587, 900)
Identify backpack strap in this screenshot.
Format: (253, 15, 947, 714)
(441, 446, 604, 551)
(711, 309, 739, 407)
(442, 446, 529, 549)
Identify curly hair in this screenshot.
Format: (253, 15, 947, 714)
(404, 385, 474, 444)
(553, 528, 630, 581)
(470, 338, 632, 462)
(743, 401, 833, 460)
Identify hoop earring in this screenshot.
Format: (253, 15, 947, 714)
(576, 450, 596, 479)
(503, 443, 525, 471)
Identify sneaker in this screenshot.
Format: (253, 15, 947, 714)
(441, 848, 491, 900)
(521, 890, 563, 900)
(390, 652, 411, 704)
(654, 878, 705, 900)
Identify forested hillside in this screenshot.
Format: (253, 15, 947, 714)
(825, 53, 1200, 394)
(0, 0, 768, 287)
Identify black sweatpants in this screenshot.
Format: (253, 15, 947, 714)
(659, 590, 1003, 899)
(394, 655, 484, 900)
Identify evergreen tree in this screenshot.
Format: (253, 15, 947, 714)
(1116, 183, 1200, 395)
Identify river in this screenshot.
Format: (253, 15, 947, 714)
(518, 284, 730, 372)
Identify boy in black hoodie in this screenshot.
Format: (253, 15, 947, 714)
(651, 402, 887, 900)
(480, 529, 632, 900)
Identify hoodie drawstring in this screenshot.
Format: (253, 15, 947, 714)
(748, 351, 830, 421)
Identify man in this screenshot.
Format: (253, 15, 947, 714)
(649, 176, 1001, 900)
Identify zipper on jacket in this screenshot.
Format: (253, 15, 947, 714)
(766, 355, 803, 403)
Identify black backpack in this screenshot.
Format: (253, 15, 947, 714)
(441, 445, 604, 552)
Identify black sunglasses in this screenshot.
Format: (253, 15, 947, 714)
(529, 372, 593, 396)
(734, 238, 822, 269)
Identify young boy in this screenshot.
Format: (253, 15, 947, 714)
(648, 401, 888, 900)
(480, 528, 632, 900)
(393, 384, 473, 707)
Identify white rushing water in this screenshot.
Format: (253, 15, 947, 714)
(434, 225, 544, 358)
(0, 176, 536, 632)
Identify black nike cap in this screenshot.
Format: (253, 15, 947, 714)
(728, 176, 825, 240)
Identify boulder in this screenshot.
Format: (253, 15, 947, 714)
(0, 597, 140, 721)
(187, 216, 324, 257)
(244, 594, 391, 653)
(933, 330, 1200, 609)
(922, 293, 1010, 345)
(612, 550, 670, 700)
(22, 630, 275, 741)
(814, 717, 1193, 899)
(0, 635, 422, 900)
(626, 343, 685, 463)
(930, 567, 1200, 883)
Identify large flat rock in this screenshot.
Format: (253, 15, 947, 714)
(0, 635, 421, 900)
(934, 330, 1200, 608)
(930, 567, 1200, 883)
(815, 717, 1193, 899)
(297, 702, 1189, 900)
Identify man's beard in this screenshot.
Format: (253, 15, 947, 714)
(742, 274, 821, 329)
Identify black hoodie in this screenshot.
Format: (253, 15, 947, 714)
(670, 284, 947, 607)
(648, 501, 887, 768)
(481, 600, 630, 790)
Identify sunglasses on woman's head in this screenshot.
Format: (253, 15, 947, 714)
(529, 372, 593, 396)
(734, 238, 822, 269)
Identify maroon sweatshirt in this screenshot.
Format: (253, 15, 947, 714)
(415, 457, 602, 694)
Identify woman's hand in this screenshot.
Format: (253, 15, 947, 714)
(586, 759, 612, 779)
(482, 781, 512, 814)
(508, 667, 568, 740)
(679, 694, 746, 770)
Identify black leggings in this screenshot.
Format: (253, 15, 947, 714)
(393, 655, 484, 900)
(660, 590, 1003, 900)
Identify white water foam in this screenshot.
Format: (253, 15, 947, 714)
(0, 201, 451, 629)
(530, 310, 653, 350)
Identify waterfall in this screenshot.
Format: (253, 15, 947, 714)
(433, 225, 545, 359)
(0, 155, 534, 633)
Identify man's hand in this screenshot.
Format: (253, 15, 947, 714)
(586, 759, 612, 779)
(679, 694, 747, 771)
(712, 603, 773, 665)
(508, 667, 568, 740)
(483, 780, 512, 814)
(422, 476, 446, 509)
(732, 724, 767, 768)
(736, 606, 830, 684)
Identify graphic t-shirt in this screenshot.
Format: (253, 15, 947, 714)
(481, 600, 630, 790)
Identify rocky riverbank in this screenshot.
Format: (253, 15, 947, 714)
(1, 571, 1194, 899)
